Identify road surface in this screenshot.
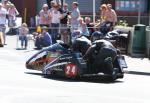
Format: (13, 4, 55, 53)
(0, 35, 150, 103)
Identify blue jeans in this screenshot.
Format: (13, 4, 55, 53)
(20, 36, 28, 47)
(51, 23, 59, 44)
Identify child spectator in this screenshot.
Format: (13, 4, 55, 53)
(19, 23, 29, 49)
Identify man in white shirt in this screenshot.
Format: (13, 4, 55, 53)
(50, 4, 62, 43)
(0, 3, 8, 44)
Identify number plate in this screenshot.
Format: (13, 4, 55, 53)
(65, 64, 77, 77)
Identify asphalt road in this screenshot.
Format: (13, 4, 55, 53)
(0, 35, 150, 103)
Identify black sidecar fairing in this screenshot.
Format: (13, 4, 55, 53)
(43, 53, 87, 78)
(26, 43, 69, 70)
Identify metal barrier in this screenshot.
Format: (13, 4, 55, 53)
(5, 25, 130, 54)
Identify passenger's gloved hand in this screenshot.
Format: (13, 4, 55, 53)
(104, 57, 112, 64)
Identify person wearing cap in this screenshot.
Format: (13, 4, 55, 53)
(39, 3, 51, 27)
(35, 26, 52, 49)
(0, 3, 8, 45)
(19, 23, 29, 49)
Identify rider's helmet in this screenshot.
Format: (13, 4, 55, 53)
(91, 31, 104, 42)
(72, 36, 92, 55)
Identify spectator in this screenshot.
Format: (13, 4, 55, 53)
(49, 1, 55, 12)
(2, 0, 11, 10)
(60, 3, 70, 44)
(69, 2, 80, 32)
(96, 4, 114, 35)
(35, 26, 52, 49)
(78, 17, 89, 38)
(106, 4, 117, 26)
(85, 17, 94, 37)
(51, 3, 62, 44)
(8, 3, 19, 27)
(0, 3, 8, 45)
(95, 4, 107, 27)
(100, 4, 107, 22)
(19, 23, 29, 49)
(39, 4, 51, 27)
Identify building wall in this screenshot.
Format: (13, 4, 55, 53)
(65, 0, 102, 14)
(10, 0, 36, 25)
(101, 0, 115, 9)
(10, 0, 23, 17)
(36, 0, 47, 14)
(36, 0, 102, 14)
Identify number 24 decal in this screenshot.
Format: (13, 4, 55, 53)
(65, 64, 77, 77)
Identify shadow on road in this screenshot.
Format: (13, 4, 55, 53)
(25, 72, 43, 76)
(125, 70, 150, 76)
(25, 72, 124, 84)
(16, 48, 27, 50)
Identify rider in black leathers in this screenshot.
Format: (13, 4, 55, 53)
(83, 39, 117, 75)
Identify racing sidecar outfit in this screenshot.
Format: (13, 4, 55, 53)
(26, 39, 126, 80)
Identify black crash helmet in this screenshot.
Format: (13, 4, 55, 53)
(91, 31, 104, 42)
(72, 36, 92, 55)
